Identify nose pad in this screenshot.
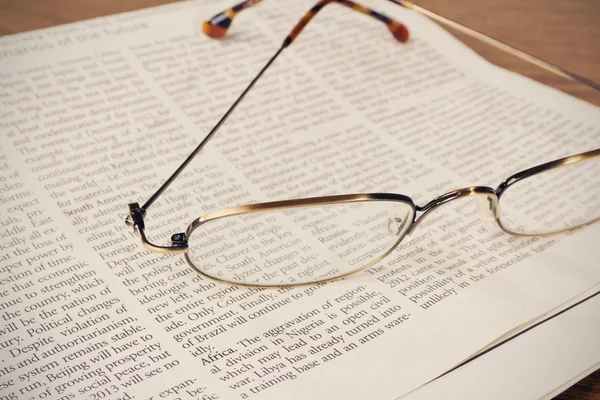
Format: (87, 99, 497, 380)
(387, 217, 403, 236)
(477, 196, 494, 224)
(386, 216, 409, 236)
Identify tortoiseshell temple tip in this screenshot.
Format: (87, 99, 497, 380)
(203, 13, 232, 39)
(203, 1, 410, 45)
(389, 22, 410, 43)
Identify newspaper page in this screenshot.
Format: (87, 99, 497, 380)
(1, 1, 599, 399)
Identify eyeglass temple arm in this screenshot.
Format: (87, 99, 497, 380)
(392, 0, 600, 91)
(204, 0, 410, 44)
(136, 45, 285, 214)
(133, 0, 600, 230)
(134, 0, 409, 216)
(205, 0, 599, 90)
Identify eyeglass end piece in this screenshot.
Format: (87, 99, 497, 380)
(171, 232, 188, 248)
(128, 203, 146, 229)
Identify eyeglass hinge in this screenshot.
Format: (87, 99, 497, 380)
(127, 203, 146, 228)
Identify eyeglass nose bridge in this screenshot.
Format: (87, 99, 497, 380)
(406, 186, 500, 237)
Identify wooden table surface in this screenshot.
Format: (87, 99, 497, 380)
(0, 0, 598, 398)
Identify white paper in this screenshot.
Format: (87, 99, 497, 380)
(1, 1, 599, 399)
(401, 288, 600, 400)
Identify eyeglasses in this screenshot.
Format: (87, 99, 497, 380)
(126, 0, 600, 287)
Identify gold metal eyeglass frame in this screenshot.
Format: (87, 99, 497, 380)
(126, 0, 600, 287)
